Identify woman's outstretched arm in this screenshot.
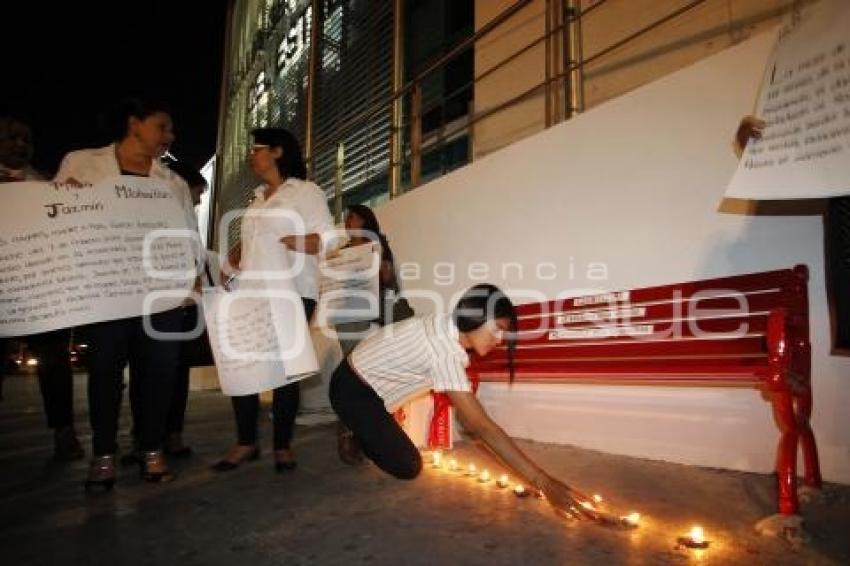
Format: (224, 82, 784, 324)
(447, 390, 596, 519)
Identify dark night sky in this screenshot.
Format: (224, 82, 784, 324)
(0, 1, 229, 176)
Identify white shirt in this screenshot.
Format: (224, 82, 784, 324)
(54, 144, 199, 237)
(350, 314, 472, 411)
(240, 178, 336, 300)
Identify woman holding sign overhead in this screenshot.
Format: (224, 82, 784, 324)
(212, 128, 336, 473)
(55, 98, 198, 491)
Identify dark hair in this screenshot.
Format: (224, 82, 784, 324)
(453, 284, 517, 382)
(250, 127, 307, 180)
(346, 204, 393, 260)
(166, 159, 207, 189)
(102, 97, 172, 143)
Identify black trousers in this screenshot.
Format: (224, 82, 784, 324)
(128, 305, 198, 438)
(83, 308, 183, 456)
(28, 329, 74, 430)
(826, 197, 850, 350)
(329, 359, 422, 480)
(230, 298, 316, 451)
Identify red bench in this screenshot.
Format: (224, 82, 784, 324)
(461, 265, 821, 517)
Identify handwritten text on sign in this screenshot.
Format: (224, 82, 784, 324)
(0, 178, 197, 336)
(726, 0, 850, 199)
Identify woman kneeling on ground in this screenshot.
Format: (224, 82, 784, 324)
(330, 284, 597, 518)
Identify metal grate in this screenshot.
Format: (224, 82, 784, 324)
(312, 0, 394, 199)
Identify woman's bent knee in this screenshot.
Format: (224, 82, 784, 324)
(388, 452, 422, 480)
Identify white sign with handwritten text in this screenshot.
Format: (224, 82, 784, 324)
(0, 178, 197, 337)
(726, 0, 850, 199)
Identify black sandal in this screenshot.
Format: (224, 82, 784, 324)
(337, 423, 364, 466)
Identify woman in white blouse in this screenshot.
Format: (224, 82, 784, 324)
(213, 128, 335, 473)
(55, 98, 197, 490)
(330, 284, 599, 519)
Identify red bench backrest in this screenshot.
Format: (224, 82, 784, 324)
(468, 265, 810, 390)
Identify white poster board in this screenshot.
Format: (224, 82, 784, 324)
(0, 178, 197, 337)
(316, 242, 380, 325)
(725, 0, 850, 199)
(202, 234, 319, 396)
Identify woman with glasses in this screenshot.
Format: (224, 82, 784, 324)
(213, 127, 335, 473)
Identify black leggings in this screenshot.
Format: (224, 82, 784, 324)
(83, 309, 183, 456)
(229, 298, 315, 451)
(128, 305, 197, 438)
(329, 359, 422, 480)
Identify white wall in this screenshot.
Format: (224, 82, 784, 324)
(376, 30, 850, 484)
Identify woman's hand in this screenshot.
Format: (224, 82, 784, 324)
(60, 177, 84, 187)
(733, 115, 766, 158)
(226, 244, 241, 269)
(280, 233, 322, 255)
(539, 475, 599, 520)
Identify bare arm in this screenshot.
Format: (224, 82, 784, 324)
(222, 246, 242, 276)
(447, 390, 596, 518)
(280, 233, 323, 255)
(733, 115, 765, 158)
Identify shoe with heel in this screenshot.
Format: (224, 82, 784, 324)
(211, 445, 260, 472)
(139, 450, 176, 483)
(274, 449, 297, 473)
(84, 455, 116, 493)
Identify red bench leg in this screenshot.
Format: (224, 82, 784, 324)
(771, 391, 800, 515)
(794, 389, 822, 489)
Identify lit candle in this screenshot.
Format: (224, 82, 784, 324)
(447, 458, 459, 472)
(678, 525, 709, 549)
(689, 526, 705, 545)
(431, 451, 442, 468)
(478, 469, 491, 483)
(467, 463, 477, 476)
(592, 494, 604, 504)
(580, 501, 595, 511)
(621, 512, 641, 527)
(497, 474, 510, 488)
(513, 484, 530, 498)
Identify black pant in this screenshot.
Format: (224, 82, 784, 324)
(329, 359, 422, 480)
(128, 305, 198, 438)
(28, 329, 74, 430)
(230, 298, 316, 451)
(83, 309, 183, 456)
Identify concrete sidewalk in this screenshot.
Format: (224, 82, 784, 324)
(0, 373, 847, 565)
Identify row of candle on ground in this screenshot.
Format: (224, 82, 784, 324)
(427, 450, 709, 549)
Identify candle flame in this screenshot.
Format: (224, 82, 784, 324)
(468, 463, 477, 474)
(514, 484, 526, 495)
(498, 474, 509, 486)
(448, 458, 458, 471)
(624, 512, 641, 525)
(592, 494, 603, 504)
(580, 501, 595, 510)
(479, 470, 491, 482)
(689, 526, 704, 544)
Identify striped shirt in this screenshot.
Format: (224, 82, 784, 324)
(349, 314, 471, 411)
